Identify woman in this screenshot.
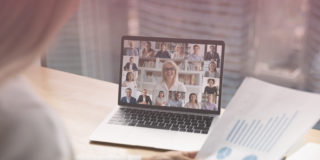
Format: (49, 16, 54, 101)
(152, 61, 186, 104)
(184, 93, 200, 109)
(122, 71, 137, 89)
(202, 94, 218, 111)
(204, 61, 220, 77)
(155, 91, 166, 106)
(173, 43, 186, 59)
(0, 0, 197, 160)
(204, 79, 218, 96)
(140, 41, 155, 57)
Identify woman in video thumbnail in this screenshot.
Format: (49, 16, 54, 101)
(204, 79, 218, 95)
(202, 94, 218, 111)
(155, 43, 171, 58)
(122, 71, 137, 89)
(184, 93, 200, 109)
(141, 41, 155, 57)
(152, 61, 186, 104)
(204, 61, 219, 77)
(173, 43, 186, 59)
(155, 91, 166, 106)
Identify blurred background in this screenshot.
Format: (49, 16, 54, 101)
(42, 0, 320, 129)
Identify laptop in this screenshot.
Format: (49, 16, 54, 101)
(90, 36, 225, 151)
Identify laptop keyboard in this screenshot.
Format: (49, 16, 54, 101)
(108, 108, 213, 134)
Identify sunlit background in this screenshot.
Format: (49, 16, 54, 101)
(42, 0, 320, 129)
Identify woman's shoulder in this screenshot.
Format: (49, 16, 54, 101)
(0, 77, 72, 159)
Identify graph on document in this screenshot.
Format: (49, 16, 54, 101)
(225, 111, 299, 152)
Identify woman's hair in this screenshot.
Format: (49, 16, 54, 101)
(207, 78, 215, 84)
(189, 93, 197, 103)
(125, 71, 134, 81)
(209, 62, 217, 72)
(158, 91, 164, 97)
(0, 0, 79, 85)
(162, 60, 179, 82)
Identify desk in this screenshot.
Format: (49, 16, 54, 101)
(24, 66, 320, 158)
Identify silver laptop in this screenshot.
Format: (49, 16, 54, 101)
(90, 36, 225, 151)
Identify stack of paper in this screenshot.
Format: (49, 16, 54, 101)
(287, 143, 320, 160)
(197, 77, 320, 160)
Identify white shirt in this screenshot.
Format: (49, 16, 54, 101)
(0, 76, 141, 160)
(152, 81, 186, 104)
(0, 77, 73, 160)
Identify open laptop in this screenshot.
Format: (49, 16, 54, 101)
(90, 36, 225, 151)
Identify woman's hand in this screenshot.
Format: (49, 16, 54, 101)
(142, 151, 198, 160)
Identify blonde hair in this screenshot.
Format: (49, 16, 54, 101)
(162, 60, 179, 83)
(0, 0, 79, 85)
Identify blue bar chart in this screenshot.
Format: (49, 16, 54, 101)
(225, 111, 298, 152)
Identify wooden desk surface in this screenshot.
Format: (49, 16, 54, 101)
(24, 66, 320, 158)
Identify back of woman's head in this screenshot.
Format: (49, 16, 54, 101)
(0, 0, 79, 85)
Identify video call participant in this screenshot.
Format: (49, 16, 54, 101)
(204, 61, 219, 77)
(141, 41, 155, 57)
(168, 92, 183, 107)
(137, 89, 152, 105)
(120, 88, 136, 104)
(204, 79, 218, 95)
(155, 43, 171, 58)
(123, 56, 138, 71)
(124, 40, 139, 56)
(202, 94, 218, 111)
(184, 93, 200, 109)
(188, 44, 203, 61)
(122, 71, 137, 89)
(155, 91, 166, 106)
(204, 45, 220, 67)
(152, 60, 187, 104)
(173, 44, 186, 59)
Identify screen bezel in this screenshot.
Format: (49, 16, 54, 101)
(118, 36, 225, 115)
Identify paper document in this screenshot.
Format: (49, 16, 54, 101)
(197, 77, 320, 160)
(287, 143, 320, 160)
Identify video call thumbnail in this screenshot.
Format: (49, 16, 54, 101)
(120, 40, 222, 111)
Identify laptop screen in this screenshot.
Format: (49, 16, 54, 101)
(119, 36, 224, 114)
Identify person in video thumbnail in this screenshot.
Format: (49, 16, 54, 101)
(188, 44, 203, 61)
(184, 93, 200, 109)
(204, 61, 219, 78)
(120, 88, 136, 104)
(137, 89, 152, 105)
(124, 40, 139, 56)
(155, 43, 171, 58)
(122, 71, 137, 89)
(173, 43, 186, 59)
(155, 91, 166, 106)
(141, 41, 155, 57)
(202, 94, 218, 111)
(204, 45, 220, 67)
(204, 79, 218, 96)
(168, 92, 183, 107)
(123, 56, 138, 71)
(152, 60, 186, 103)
